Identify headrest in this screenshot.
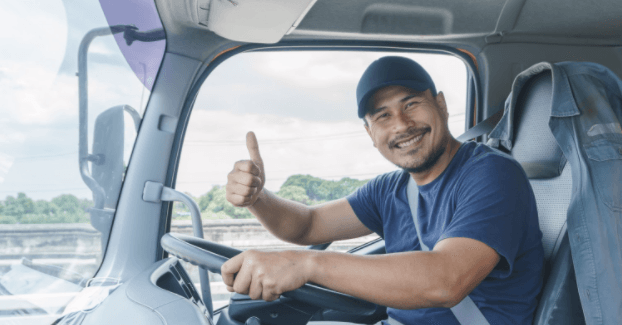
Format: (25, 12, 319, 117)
(511, 71, 567, 179)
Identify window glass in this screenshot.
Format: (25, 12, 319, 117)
(174, 51, 467, 310)
(0, 0, 165, 322)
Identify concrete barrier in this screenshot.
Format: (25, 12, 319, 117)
(0, 219, 378, 276)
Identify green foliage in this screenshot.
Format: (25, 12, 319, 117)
(0, 192, 93, 225)
(276, 185, 311, 205)
(19, 213, 90, 224)
(35, 200, 58, 215)
(281, 175, 369, 202)
(195, 186, 253, 219)
(198, 186, 220, 212)
(0, 215, 18, 224)
(0, 174, 370, 224)
(189, 175, 369, 219)
(3, 193, 36, 216)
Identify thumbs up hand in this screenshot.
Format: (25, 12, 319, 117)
(226, 132, 266, 207)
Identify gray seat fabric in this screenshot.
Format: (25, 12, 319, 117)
(506, 72, 585, 325)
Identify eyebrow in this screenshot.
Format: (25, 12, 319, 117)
(368, 93, 423, 118)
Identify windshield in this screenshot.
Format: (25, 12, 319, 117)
(0, 0, 165, 322)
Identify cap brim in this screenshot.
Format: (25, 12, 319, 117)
(357, 80, 433, 118)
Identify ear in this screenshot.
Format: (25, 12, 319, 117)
(435, 91, 449, 119)
(364, 123, 376, 148)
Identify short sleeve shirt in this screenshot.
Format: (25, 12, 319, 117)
(347, 141, 544, 325)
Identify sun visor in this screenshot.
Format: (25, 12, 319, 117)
(197, 0, 317, 44)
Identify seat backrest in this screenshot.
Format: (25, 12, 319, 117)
(505, 71, 585, 325)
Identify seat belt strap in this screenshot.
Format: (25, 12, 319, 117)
(385, 109, 502, 325)
(405, 177, 490, 325)
(455, 107, 504, 142)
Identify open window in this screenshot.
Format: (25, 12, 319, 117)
(173, 50, 468, 309)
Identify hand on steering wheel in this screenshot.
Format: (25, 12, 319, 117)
(221, 249, 316, 302)
(161, 232, 376, 315)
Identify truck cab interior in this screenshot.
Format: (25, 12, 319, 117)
(1, 0, 621, 324)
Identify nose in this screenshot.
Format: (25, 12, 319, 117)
(392, 110, 415, 132)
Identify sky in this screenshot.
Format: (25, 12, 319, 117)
(177, 51, 467, 195)
(0, 0, 467, 202)
(0, 0, 148, 201)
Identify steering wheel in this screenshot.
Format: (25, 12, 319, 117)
(161, 232, 377, 315)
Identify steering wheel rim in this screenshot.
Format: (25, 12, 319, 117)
(161, 232, 377, 315)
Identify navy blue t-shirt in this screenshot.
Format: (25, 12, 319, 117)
(347, 141, 544, 325)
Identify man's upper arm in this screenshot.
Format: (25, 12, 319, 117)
(299, 173, 390, 245)
(438, 154, 539, 279)
(300, 198, 373, 245)
(433, 237, 500, 304)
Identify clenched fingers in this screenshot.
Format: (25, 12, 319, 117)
(248, 273, 263, 300)
(221, 254, 244, 290)
(233, 160, 261, 176)
(228, 171, 262, 188)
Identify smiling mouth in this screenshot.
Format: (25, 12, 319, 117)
(394, 132, 427, 149)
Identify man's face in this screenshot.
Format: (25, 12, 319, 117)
(364, 85, 451, 174)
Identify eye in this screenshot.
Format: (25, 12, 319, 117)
(406, 100, 420, 108)
(375, 112, 389, 121)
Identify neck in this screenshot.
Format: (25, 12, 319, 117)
(410, 138, 462, 186)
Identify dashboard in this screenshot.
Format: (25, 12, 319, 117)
(81, 258, 213, 325)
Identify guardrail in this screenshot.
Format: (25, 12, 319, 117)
(0, 219, 377, 278)
(0, 219, 376, 262)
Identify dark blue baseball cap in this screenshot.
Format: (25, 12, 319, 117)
(356, 56, 437, 118)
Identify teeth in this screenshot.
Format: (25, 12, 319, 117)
(397, 134, 423, 148)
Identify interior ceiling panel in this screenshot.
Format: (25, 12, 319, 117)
(513, 0, 622, 38)
(154, 0, 622, 62)
(294, 0, 505, 36)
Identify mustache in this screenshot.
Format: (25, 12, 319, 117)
(388, 126, 431, 148)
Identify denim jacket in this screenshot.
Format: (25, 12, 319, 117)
(488, 61, 622, 325)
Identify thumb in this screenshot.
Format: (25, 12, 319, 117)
(246, 131, 263, 167)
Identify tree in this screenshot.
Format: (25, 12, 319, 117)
(317, 177, 369, 201)
(281, 175, 370, 202)
(0, 215, 17, 224)
(198, 186, 221, 212)
(276, 185, 311, 205)
(3, 193, 35, 216)
(201, 186, 253, 219)
(52, 194, 85, 216)
(281, 175, 326, 201)
(0, 193, 92, 224)
(35, 200, 58, 216)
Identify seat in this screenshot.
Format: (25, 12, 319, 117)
(502, 71, 585, 325)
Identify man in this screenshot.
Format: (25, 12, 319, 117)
(222, 56, 544, 324)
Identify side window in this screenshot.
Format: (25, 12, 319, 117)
(174, 51, 467, 309)
(0, 0, 165, 322)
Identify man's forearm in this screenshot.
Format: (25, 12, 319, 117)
(306, 250, 459, 309)
(221, 238, 498, 308)
(248, 190, 313, 244)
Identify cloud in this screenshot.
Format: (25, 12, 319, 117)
(252, 51, 368, 89)
(0, 2, 67, 76)
(0, 152, 15, 184)
(196, 51, 466, 123)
